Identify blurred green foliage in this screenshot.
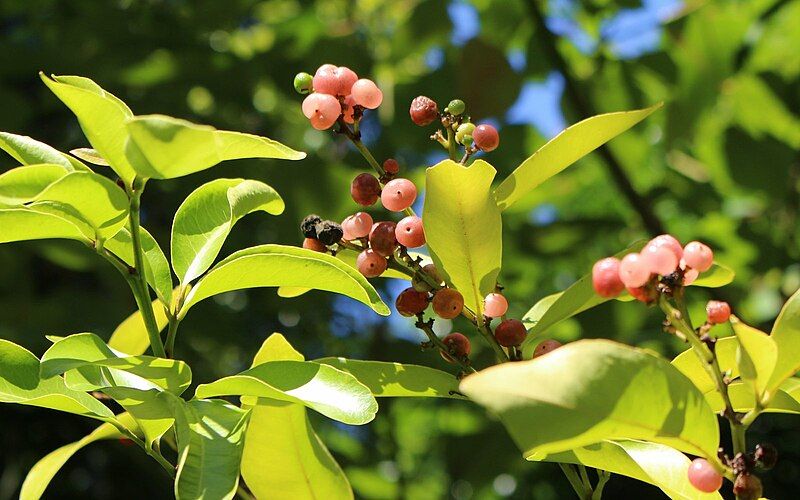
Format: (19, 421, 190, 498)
(1, 0, 799, 498)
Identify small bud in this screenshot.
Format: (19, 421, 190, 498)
(447, 99, 465, 116)
(455, 122, 475, 144)
(293, 72, 313, 94)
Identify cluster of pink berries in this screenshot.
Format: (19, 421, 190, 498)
(592, 235, 715, 303)
(294, 65, 382, 130)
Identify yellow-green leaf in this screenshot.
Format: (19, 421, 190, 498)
(0, 164, 68, 205)
(107, 300, 170, 356)
(766, 288, 800, 394)
(0, 208, 87, 244)
(732, 317, 777, 400)
(672, 336, 740, 394)
(0, 131, 88, 171)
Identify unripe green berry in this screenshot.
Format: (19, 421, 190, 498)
(461, 134, 473, 147)
(293, 72, 313, 94)
(455, 122, 475, 144)
(448, 99, 465, 116)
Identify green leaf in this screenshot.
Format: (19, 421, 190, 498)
(0, 131, 88, 171)
(70, 148, 109, 166)
(30, 171, 128, 240)
(766, 288, 800, 394)
(315, 358, 463, 399)
(732, 317, 777, 400)
(195, 359, 378, 425)
(103, 388, 175, 447)
(494, 104, 662, 211)
(692, 262, 736, 288)
(40, 74, 137, 182)
(0, 208, 87, 244)
(105, 226, 174, 306)
(125, 114, 305, 180)
(672, 337, 740, 394)
(172, 398, 250, 500)
(19, 414, 136, 500)
(241, 333, 353, 500)
(521, 240, 648, 347)
(179, 244, 389, 318)
(0, 164, 68, 205)
(172, 178, 284, 284)
(542, 440, 722, 500)
(460, 339, 720, 459)
(40, 333, 191, 394)
(704, 381, 800, 415)
(107, 300, 170, 356)
(0, 339, 113, 419)
(423, 159, 502, 316)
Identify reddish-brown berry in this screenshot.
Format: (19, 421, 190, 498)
(432, 288, 464, 319)
(395, 287, 429, 317)
(368, 221, 398, 257)
(356, 249, 387, 278)
(302, 237, 326, 253)
(494, 319, 527, 347)
(383, 158, 399, 175)
(733, 474, 762, 500)
(627, 285, 656, 304)
(409, 96, 439, 126)
(351, 173, 381, 206)
(533, 339, 562, 358)
(441, 332, 471, 363)
(706, 300, 731, 324)
(473, 124, 499, 152)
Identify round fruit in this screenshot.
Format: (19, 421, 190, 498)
(381, 178, 417, 212)
(302, 237, 326, 252)
(533, 339, 562, 358)
(733, 473, 762, 500)
(447, 99, 465, 115)
(683, 241, 714, 272)
(432, 288, 464, 319)
(473, 124, 499, 152)
(592, 257, 625, 297)
(368, 221, 398, 257)
(342, 212, 373, 239)
(706, 300, 731, 324)
(687, 459, 723, 493)
(351, 173, 381, 206)
(356, 249, 387, 278)
(395, 215, 425, 248)
(351, 79, 383, 109)
(334, 66, 358, 95)
(441, 333, 471, 363)
(395, 287, 429, 317)
(455, 122, 475, 144)
(409, 96, 439, 126)
(483, 293, 508, 318)
(494, 319, 526, 347)
(301, 93, 341, 130)
(312, 64, 339, 95)
(649, 234, 683, 260)
(293, 72, 313, 94)
(640, 243, 679, 276)
(314, 220, 343, 246)
(423, 263, 443, 285)
(383, 158, 400, 174)
(626, 285, 654, 304)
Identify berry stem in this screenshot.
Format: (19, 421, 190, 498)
(107, 419, 175, 478)
(415, 316, 476, 374)
(559, 463, 592, 499)
(445, 124, 457, 161)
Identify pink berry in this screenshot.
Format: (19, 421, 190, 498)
(341, 216, 357, 240)
(706, 300, 731, 324)
(301, 93, 341, 130)
(381, 178, 417, 212)
(351, 79, 383, 109)
(592, 257, 625, 297)
(640, 243, 679, 276)
(683, 266, 699, 285)
(312, 64, 339, 95)
(351, 173, 381, 206)
(473, 124, 499, 152)
(483, 293, 508, 318)
(395, 215, 425, 248)
(683, 241, 714, 272)
(334, 66, 358, 95)
(649, 234, 683, 260)
(369, 221, 398, 257)
(618, 253, 651, 288)
(342, 94, 357, 124)
(356, 249, 387, 278)
(343, 212, 373, 239)
(533, 339, 562, 358)
(687, 458, 723, 493)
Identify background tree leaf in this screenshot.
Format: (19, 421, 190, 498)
(171, 178, 284, 284)
(423, 159, 502, 316)
(107, 300, 170, 356)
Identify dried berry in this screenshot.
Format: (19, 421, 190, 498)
(409, 96, 439, 126)
(315, 220, 343, 246)
(301, 214, 322, 239)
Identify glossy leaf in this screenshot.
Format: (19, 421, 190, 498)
(766, 287, 800, 394)
(195, 359, 378, 425)
(0, 339, 113, 419)
(107, 300, 170, 356)
(315, 358, 463, 399)
(542, 440, 722, 500)
(180, 244, 389, 318)
(494, 103, 662, 211)
(0, 208, 86, 244)
(672, 336, 740, 394)
(460, 340, 720, 459)
(705, 381, 800, 415)
(423, 159, 502, 316)
(41, 333, 191, 394)
(732, 317, 777, 399)
(172, 178, 284, 284)
(106, 226, 174, 306)
(125, 114, 305, 179)
(241, 334, 352, 500)
(692, 262, 735, 288)
(70, 148, 109, 166)
(30, 171, 128, 240)
(0, 164, 68, 205)
(172, 398, 250, 500)
(40, 74, 137, 182)
(0, 131, 88, 171)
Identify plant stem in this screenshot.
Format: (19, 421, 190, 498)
(165, 315, 180, 359)
(591, 470, 611, 500)
(108, 420, 175, 478)
(129, 178, 167, 358)
(446, 125, 457, 161)
(351, 137, 386, 177)
(415, 317, 476, 374)
(559, 463, 591, 499)
(578, 465, 592, 493)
